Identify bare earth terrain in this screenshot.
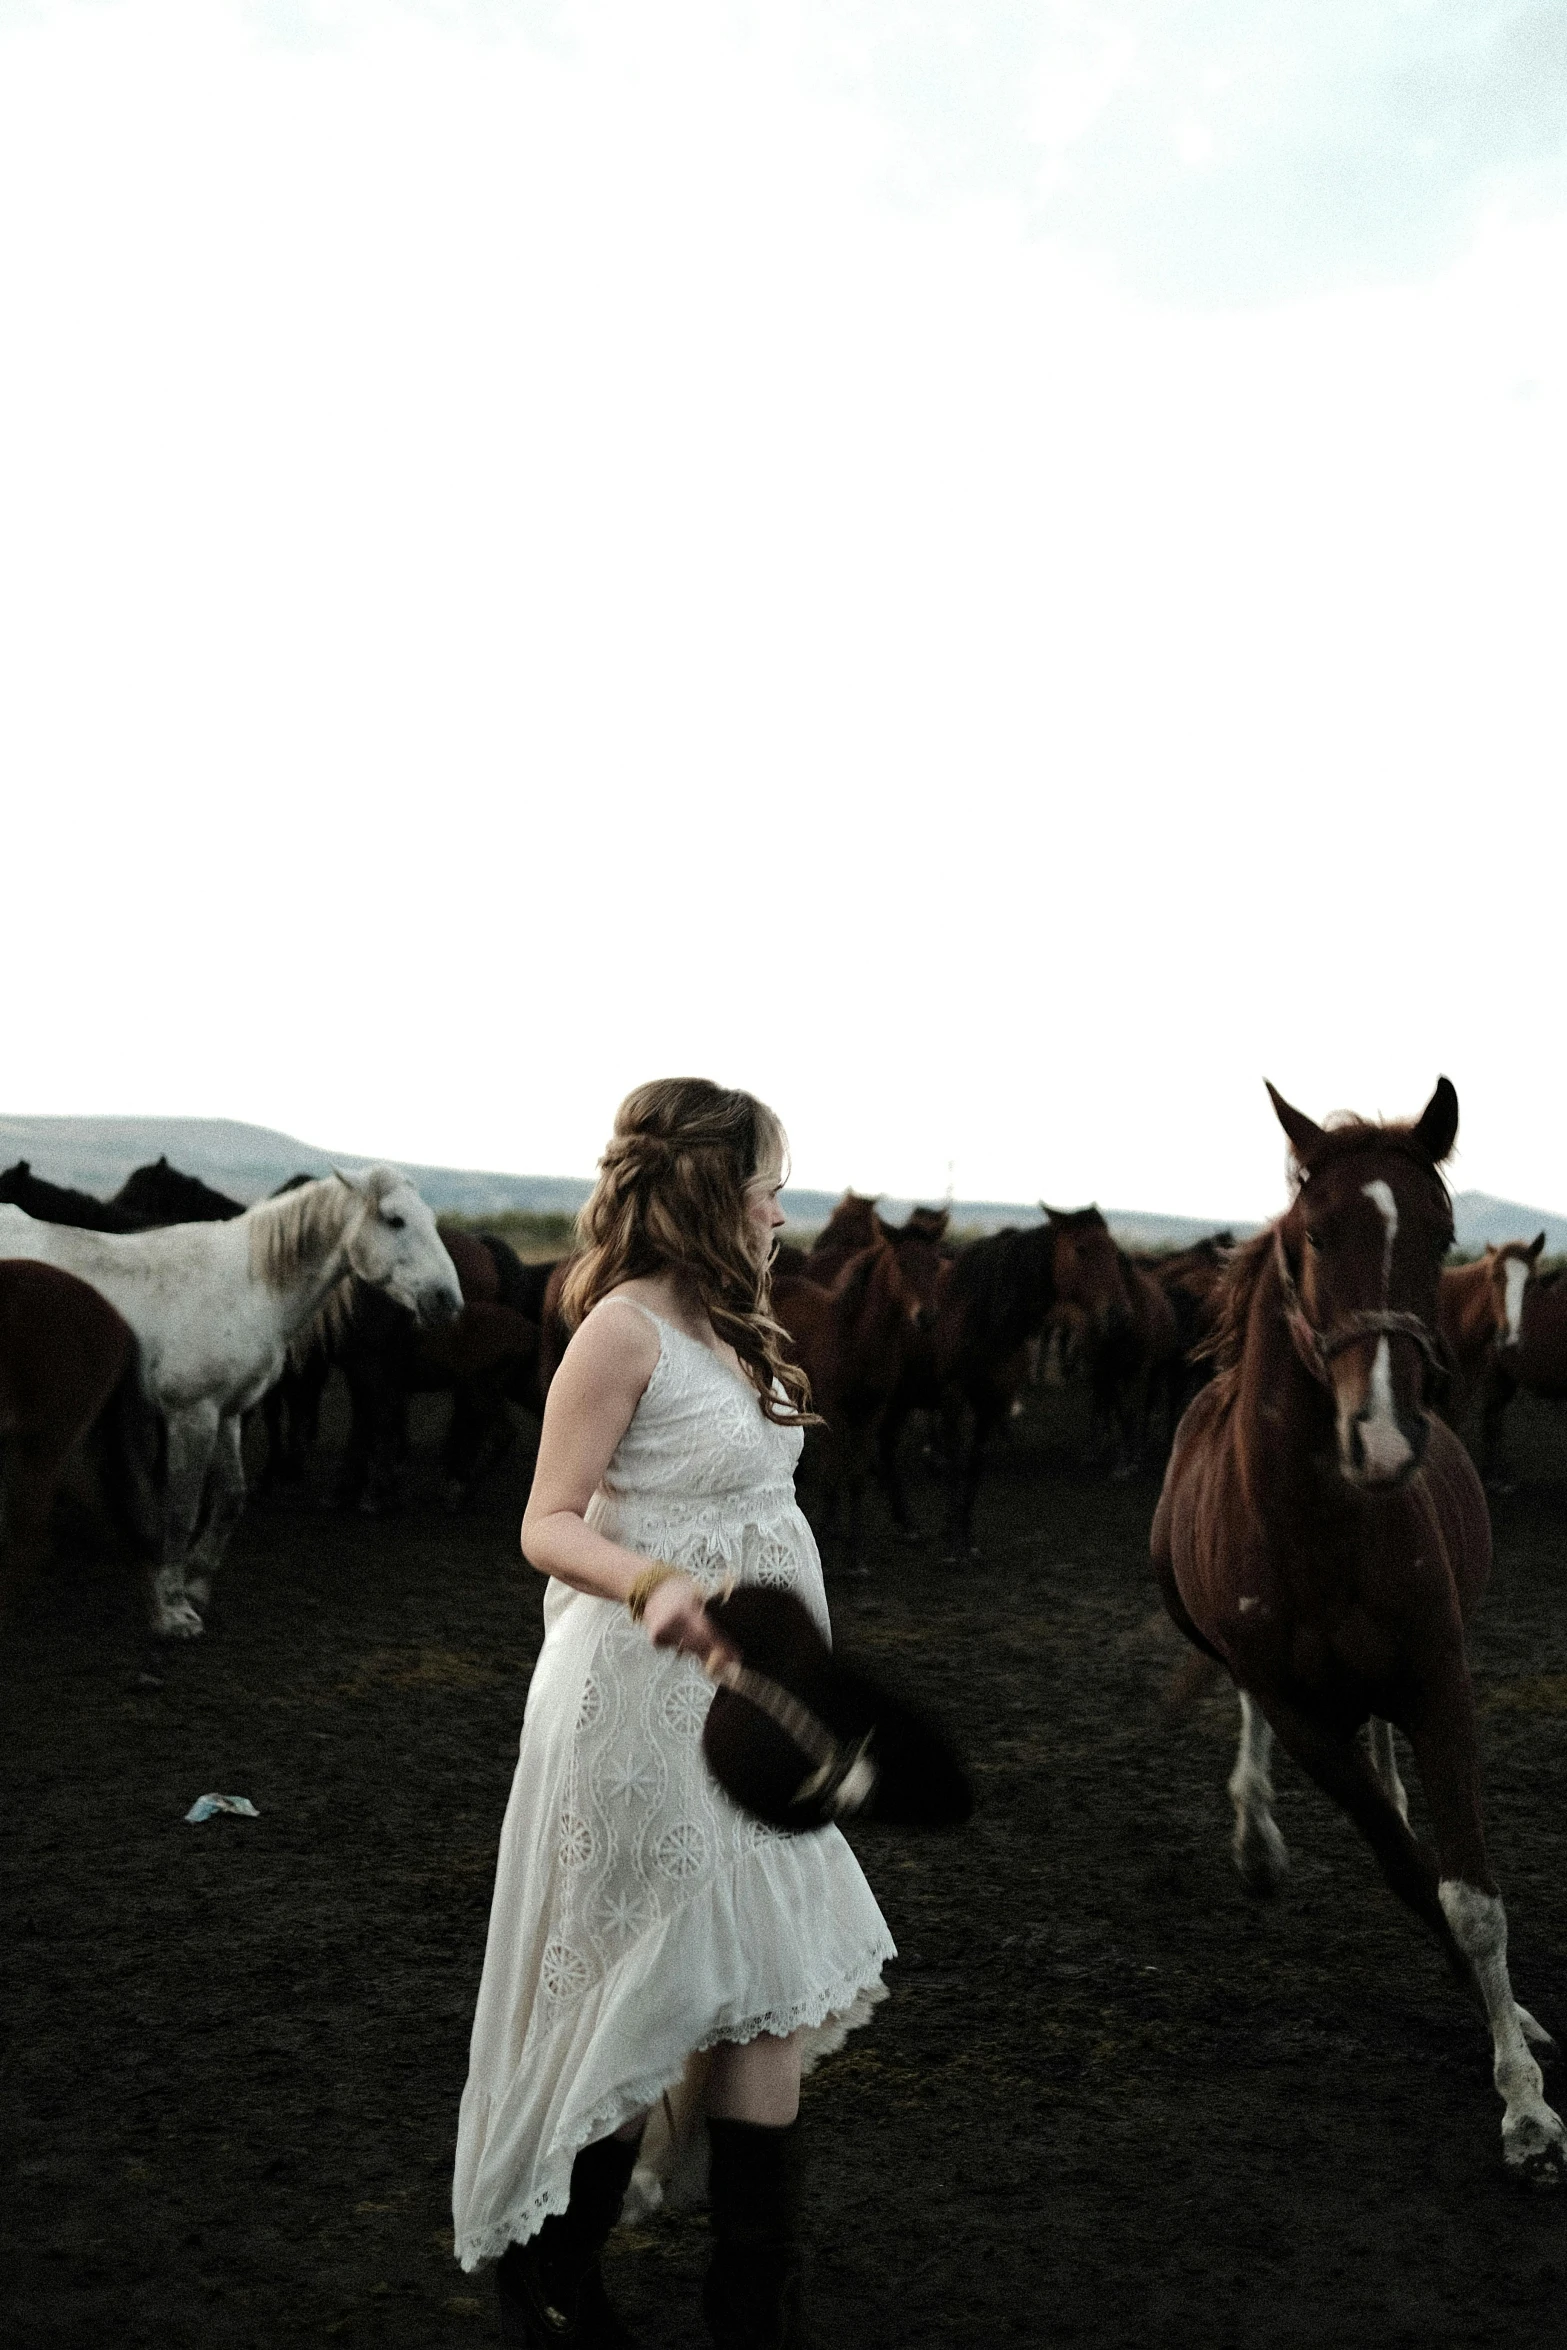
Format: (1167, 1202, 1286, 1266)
(4, 1381, 1567, 2349)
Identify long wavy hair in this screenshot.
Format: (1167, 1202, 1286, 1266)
(560, 1078, 815, 1425)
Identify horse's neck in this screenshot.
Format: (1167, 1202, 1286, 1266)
(1010, 1231, 1055, 1342)
(852, 1247, 907, 1344)
(1235, 1259, 1335, 1518)
(1441, 1262, 1487, 1350)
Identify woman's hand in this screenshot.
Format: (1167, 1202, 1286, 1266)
(640, 1573, 736, 1670)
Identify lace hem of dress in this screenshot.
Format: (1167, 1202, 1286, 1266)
(453, 1940, 893, 2271)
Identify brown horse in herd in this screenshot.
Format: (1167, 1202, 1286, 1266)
(772, 1213, 947, 1571)
(1474, 1254, 1567, 1485)
(877, 1204, 1132, 1559)
(1154, 1079, 1565, 2182)
(1435, 1236, 1546, 1438)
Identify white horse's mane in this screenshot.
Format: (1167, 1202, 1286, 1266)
(246, 1169, 405, 1361)
(247, 1176, 359, 1292)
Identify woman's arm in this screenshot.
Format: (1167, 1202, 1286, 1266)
(520, 1300, 729, 1663)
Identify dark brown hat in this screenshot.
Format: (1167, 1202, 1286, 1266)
(700, 1586, 973, 1835)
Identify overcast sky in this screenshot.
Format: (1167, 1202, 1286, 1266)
(3, 2, 1565, 1219)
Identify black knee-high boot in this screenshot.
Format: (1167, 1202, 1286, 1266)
(702, 2116, 807, 2349)
(496, 2132, 643, 2349)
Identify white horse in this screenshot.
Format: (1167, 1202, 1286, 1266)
(0, 1166, 461, 1634)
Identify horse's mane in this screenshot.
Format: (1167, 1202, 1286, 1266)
(1204, 1226, 1276, 1394)
(247, 1176, 361, 1293)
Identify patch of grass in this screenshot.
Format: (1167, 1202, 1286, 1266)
(1481, 1672, 1567, 1714)
(336, 1646, 505, 1698)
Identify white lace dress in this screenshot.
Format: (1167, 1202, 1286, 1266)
(452, 1305, 896, 2271)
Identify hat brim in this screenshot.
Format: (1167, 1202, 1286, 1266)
(701, 1587, 973, 1835)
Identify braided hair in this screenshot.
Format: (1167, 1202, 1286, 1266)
(560, 1078, 814, 1426)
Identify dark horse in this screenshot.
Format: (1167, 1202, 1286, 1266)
(112, 1157, 245, 1226)
(0, 1263, 141, 1616)
(774, 1226, 945, 1572)
(1153, 1079, 1565, 2181)
(0, 1161, 141, 1233)
(879, 1206, 1132, 1559)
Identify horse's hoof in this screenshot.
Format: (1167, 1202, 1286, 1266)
(890, 1527, 924, 1549)
(155, 1604, 205, 1640)
(1504, 2109, 1567, 2185)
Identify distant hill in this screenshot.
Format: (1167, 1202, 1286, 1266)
(2, 1115, 1562, 1253)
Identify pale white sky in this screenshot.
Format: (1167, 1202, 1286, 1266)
(3, 2, 1565, 1218)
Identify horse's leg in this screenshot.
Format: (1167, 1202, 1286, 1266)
(1228, 1691, 1289, 1894)
(152, 1404, 219, 1637)
(1365, 1717, 1410, 1826)
(942, 1389, 982, 1561)
(1262, 1684, 1565, 2174)
(1, 1435, 61, 1603)
(1404, 1687, 1567, 2183)
(1479, 1364, 1517, 1490)
(185, 1414, 247, 1611)
(875, 1398, 919, 1541)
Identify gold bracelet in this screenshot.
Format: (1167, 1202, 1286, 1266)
(625, 1562, 682, 1623)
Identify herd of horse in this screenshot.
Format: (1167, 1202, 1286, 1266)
(4, 1081, 1567, 2185)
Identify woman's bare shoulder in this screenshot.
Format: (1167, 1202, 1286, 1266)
(557, 1291, 663, 1392)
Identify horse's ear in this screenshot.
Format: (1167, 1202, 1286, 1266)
(1265, 1082, 1326, 1161)
(1039, 1202, 1057, 1221)
(1530, 1232, 1547, 1262)
(331, 1166, 365, 1194)
(1411, 1076, 1459, 1165)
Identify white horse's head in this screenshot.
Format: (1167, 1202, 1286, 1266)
(337, 1167, 462, 1325)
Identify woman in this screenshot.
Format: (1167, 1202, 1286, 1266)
(453, 1079, 895, 2348)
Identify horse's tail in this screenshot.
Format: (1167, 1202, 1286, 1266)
(91, 1348, 164, 1560)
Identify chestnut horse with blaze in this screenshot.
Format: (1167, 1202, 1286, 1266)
(1436, 1235, 1545, 1435)
(1153, 1079, 1565, 2181)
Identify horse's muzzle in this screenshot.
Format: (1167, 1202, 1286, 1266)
(417, 1283, 464, 1330)
(1342, 1402, 1429, 1489)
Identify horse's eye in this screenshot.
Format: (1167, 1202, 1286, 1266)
(383, 1212, 406, 1231)
(1305, 1229, 1325, 1251)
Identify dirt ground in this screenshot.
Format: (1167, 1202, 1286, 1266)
(5, 1374, 1567, 2350)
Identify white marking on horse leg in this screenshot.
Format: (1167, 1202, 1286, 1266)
(1228, 1691, 1288, 1893)
(1439, 1879, 1567, 2182)
(1367, 1717, 1410, 1825)
(1362, 1178, 1399, 1292)
(1502, 1258, 1529, 1347)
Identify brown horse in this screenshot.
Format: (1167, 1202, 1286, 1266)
(1087, 1250, 1183, 1477)
(804, 1192, 885, 1280)
(880, 1206, 1132, 1559)
(1153, 1078, 1565, 2182)
(774, 1229, 945, 1572)
(1478, 1257, 1567, 1484)
(1436, 1236, 1546, 1436)
(0, 1262, 139, 1615)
